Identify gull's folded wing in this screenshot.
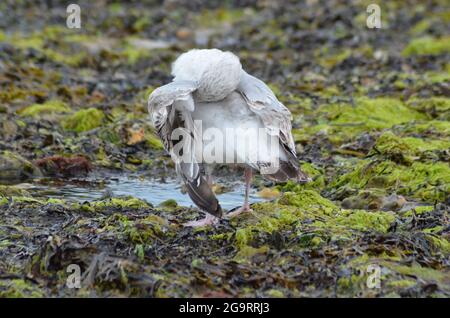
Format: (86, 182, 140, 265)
(237, 71, 296, 155)
(148, 80, 222, 217)
(237, 71, 309, 182)
(148, 80, 197, 153)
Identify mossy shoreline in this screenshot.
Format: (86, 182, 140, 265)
(0, 0, 449, 298)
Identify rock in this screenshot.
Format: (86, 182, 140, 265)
(381, 194, 407, 211)
(0, 151, 42, 181)
(81, 38, 117, 54)
(18, 100, 70, 118)
(1, 121, 18, 140)
(128, 38, 171, 50)
(34, 155, 92, 177)
(258, 187, 281, 200)
(62, 108, 105, 132)
(0, 184, 30, 197)
(176, 28, 193, 40)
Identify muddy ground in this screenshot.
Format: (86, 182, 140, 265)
(0, 0, 449, 297)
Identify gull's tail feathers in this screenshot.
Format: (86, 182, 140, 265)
(260, 161, 310, 184)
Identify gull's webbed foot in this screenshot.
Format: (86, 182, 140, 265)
(183, 213, 220, 227)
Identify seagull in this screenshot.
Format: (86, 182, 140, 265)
(148, 49, 309, 227)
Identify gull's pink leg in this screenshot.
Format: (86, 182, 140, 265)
(226, 167, 253, 218)
(183, 213, 219, 227)
(206, 174, 214, 187)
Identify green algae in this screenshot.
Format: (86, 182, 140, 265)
(406, 97, 450, 120)
(62, 108, 105, 133)
(11, 196, 44, 205)
(0, 279, 44, 298)
(426, 235, 450, 255)
(90, 197, 151, 210)
(403, 205, 434, 217)
(402, 36, 450, 56)
(195, 8, 246, 28)
(265, 289, 284, 298)
(75, 197, 151, 213)
(235, 228, 253, 248)
(7, 28, 88, 67)
(121, 45, 151, 65)
(126, 218, 166, 244)
(279, 163, 325, 191)
(372, 131, 450, 163)
(321, 97, 426, 137)
(410, 19, 432, 35)
(233, 245, 269, 263)
(100, 212, 167, 246)
(424, 71, 450, 84)
(146, 132, 164, 150)
(0, 197, 8, 206)
(158, 199, 178, 209)
(233, 190, 397, 250)
(383, 263, 449, 284)
(278, 190, 338, 213)
(330, 159, 450, 202)
(18, 100, 70, 117)
(0, 185, 30, 197)
(395, 120, 450, 138)
(329, 209, 395, 233)
(318, 49, 352, 69)
(387, 279, 416, 289)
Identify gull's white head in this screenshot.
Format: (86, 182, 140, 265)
(171, 48, 242, 102)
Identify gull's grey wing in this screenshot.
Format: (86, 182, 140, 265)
(237, 71, 309, 183)
(237, 71, 296, 156)
(148, 80, 197, 152)
(147, 80, 222, 217)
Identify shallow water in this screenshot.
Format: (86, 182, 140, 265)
(24, 175, 266, 210)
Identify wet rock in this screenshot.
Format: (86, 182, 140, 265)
(381, 194, 407, 211)
(257, 187, 281, 200)
(62, 108, 105, 133)
(341, 190, 407, 212)
(0, 151, 42, 181)
(34, 155, 92, 177)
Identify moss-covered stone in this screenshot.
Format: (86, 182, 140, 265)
(278, 190, 338, 213)
(88, 197, 151, 210)
(0, 151, 42, 181)
(406, 97, 450, 120)
(233, 245, 269, 263)
(158, 199, 178, 209)
(0, 197, 8, 206)
(320, 97, 426, 138)
(18, 100, 70, 117)
(279, 163, 326, 191)
(402, 36, 450, 56)
(0, 185, 31, 197)
(62, 108, 105, 132)
(330, 159, 450, 202)
(372, 131, 450, 163)
(328, 209, 395, 233)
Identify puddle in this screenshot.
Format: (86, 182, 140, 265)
(18, 175, 267, 211)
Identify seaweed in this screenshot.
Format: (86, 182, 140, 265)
(0, 0, 449, 298)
